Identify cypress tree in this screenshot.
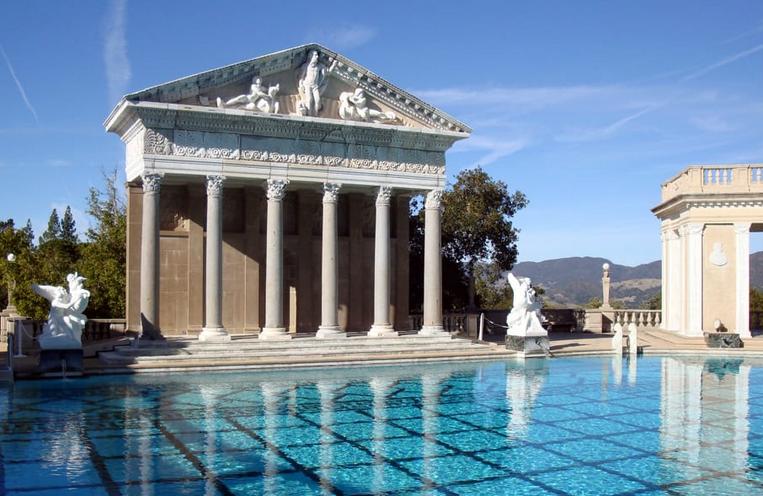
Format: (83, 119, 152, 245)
(39, 208, 62, 245)
(61, 206, 77, 243)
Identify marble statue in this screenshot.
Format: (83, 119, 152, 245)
(506, 272, 547, 336)
(296, 50, 329, 116)
(216, 77, 280, 113)
(338, 88, 397, 123)
(709, 242, 728, 267)
(32, 273, 90, 350)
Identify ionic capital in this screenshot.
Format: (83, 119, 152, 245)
(734, 222, 752, 235)
(266, 179, 289, 201)
(323, 182, 342, 203)
(141, 172, 163, 194)
(206, 175, 226, 197)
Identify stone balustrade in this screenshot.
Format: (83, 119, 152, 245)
(612, 310, 662, 329)
(409, 313, 465, 334)
(1, 318, 128, 347)
(661, 164, 763, 203)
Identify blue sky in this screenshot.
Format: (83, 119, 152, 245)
(1, 0, 763, 265)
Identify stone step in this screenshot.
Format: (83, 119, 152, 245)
(101, 341, 486, 363)
(98, 345, 503, 368)
(122, 335, 461, 354)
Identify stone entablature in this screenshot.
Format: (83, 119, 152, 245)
(659, 164, 763, 204)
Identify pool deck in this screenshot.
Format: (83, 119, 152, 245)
(5, 328, 763, 379)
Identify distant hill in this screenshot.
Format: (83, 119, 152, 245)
(513, 253, 763, 308)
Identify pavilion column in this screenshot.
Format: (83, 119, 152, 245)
(139, 172, 163, 339)
(685, 223, 704, 337)
(199, 175, 230, 342)
(735, 223, 751, 338)
(660, 229, 669, 330)
(419, 188, 447, 336)
(260, 179, 292, 340)
(368, 186, 397, 337)
(317, 183, 345, 338)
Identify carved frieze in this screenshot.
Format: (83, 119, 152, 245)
(142, 127, 445, 175)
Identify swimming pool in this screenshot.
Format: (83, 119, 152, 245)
(1, 355, 762, 495)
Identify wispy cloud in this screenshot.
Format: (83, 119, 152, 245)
(306, 24, 377, 50)
(0, 44, 39, 124)
(452, 135, 529, 166)
(556, 104, 664, 143)
(103, 0, 131, 104)
(46, 159, 72, 168)
(721, 20, 763, 45)
(681, 43, 763, 81)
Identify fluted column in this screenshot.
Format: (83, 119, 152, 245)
(685, 223, 704, 337)
(419, 189, 446, 336)
(735, 223, 751, 338)
(199, 175, 230, 342)
(260, 179, 291, 340)
(369, 186, 396, 337)
(139, 172, 162, 339)
(317, 183, 345, 338)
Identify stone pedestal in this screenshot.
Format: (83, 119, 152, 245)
(39, 349, 84, 374)
(704, 332, 743, 349)
(506, 334, 550, 357)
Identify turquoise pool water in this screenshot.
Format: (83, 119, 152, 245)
(2, 355, 763, 495)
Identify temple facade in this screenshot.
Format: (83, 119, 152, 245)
(105, 44, 470, 341)
(653, 164, 763, 338)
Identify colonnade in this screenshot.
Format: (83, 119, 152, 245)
(138, 173, 445, 340)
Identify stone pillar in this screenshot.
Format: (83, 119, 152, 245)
(317, 183, 345, 338)
(669, 229, 682, 332)
(685, 223, 704, 336)
(419, 189, 446, 336)
(139, 172, 162, 339)
(199, 175, 230, 342)
(735, 223, 751, 338)
(601, 263, 611, 309)
(260, 179, 291, 340)
(660, 230, 669, 330)
(368, 186, 397, 337)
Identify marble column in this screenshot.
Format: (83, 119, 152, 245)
(139, 172, 162, 339)
(419, 189, 447, 336)
(260, 179, 292, 340)
(685, 223, 704, 337)
(369, 186, 397, 337)
(735, 223, 752, 338)
(660, 229, 669, 330)
(317, 183, 345, 338)
(199, 175, 230, 342)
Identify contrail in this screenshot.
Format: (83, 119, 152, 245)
(103, 0, 131, 105)
(0, 44, 39, 124)
(682, 43, 763, 82)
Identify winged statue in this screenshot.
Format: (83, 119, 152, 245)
(32, 273, 90, 350)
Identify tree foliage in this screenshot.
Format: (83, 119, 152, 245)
(39, 208, 61, 245)
(61, 206, 77, 243)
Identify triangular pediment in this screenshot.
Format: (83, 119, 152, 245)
(122, 44, 470, 134)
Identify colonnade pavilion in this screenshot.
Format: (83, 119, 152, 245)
(105, 44, 470, 342)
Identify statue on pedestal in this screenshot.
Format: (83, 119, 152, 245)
(32, 273, 90, 350)
(506, 272, 546, 336)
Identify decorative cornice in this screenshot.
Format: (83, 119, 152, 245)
(323, 183, 341, 203)
(141, 173, 163, 193)
(425, 188, 444, 210)
(376, 186, 392, 206)
(206, 175, 226, 197)
(266, 179, 288, 201)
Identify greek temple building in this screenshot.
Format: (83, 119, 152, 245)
(653, 164, 763, 338)
(104, 44, 470, 342)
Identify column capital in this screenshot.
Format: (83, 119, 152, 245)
(681, 223, 704, 236)
(376, 186, 392, 206)
(141, 172, 163, 194)
(425, 188, 444, 210)
(266, 179, 289, 201)
(322, 182, 342, 203)
(206, 175, 226, 197)
(734, 222, 752, 234)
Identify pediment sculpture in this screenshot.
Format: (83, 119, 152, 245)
(339, 88, 397, 124)
(216, 77, 280, 114)
(296, 50, 330, 117)
(32, 273, 90, 350)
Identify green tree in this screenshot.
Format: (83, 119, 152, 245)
(474, 261, 513, 310)
(39, 208, 62, 245)
(645, 292, 661, 310)
(61, 206, 77, 243)
(750, 288, 763, 312)
(442, 167, 528, 309)
(585, 297, 602, 309)
(0, 220, 47, 319)
(76, 170, 126, 318)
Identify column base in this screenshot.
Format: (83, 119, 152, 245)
(368, 324, 398, 337)
(316, 326, 347, 339)
(198, 327, 231, 343)
(418, 325, 448, 336)
(259, 327, 292, 340)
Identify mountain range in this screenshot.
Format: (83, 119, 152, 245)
(512, 252, 763, 308)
